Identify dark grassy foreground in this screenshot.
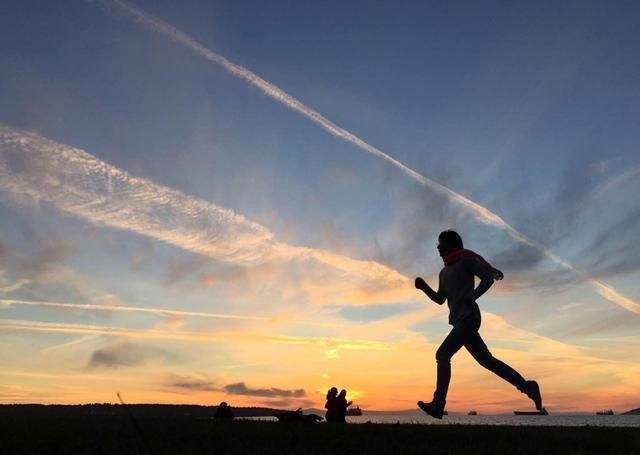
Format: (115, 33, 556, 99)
(1, 415, 639, 455)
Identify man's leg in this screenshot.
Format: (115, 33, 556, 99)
(432, 319, 477, 408)
(465, 331, 544, 409)
(464, 330, 527, 391)
(419, 319, 477, 418)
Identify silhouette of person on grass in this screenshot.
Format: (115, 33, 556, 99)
(336, 389, 353, 423)
(325, 387, 338, 422)
(325, 387, 352, 422)
(415, 230, 543, 419)
(214, 401, 234, 419)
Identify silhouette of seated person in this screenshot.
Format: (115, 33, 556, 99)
(214, 401, 234, 419)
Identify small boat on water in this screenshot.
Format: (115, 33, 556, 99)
(514, 408, 549, 416)
(346, 405, 363, 416)
(596, 410, 614, 415)
(467, 410, 477, 415)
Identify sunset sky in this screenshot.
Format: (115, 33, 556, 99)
(1, 0, 639, 414)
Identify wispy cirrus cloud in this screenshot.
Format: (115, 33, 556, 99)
(592, 164, 640, 200)
(0, 126, 410, 305)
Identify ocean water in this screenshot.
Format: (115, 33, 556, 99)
(245, 413, 640, 427)
(346, 413, 640, 427)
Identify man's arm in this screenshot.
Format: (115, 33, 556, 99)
(465, 259, 495, 302)
(415, 273, 446, 305)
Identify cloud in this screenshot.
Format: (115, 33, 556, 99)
(0, 298, 341, 327)
(164, 374, 216, 392)
(0, 126, 274, 265)
(87, 340, 145, 369)
(0, 126, 411, 306)
(560, 311, 640, 340)
(41, 335, 96, 354)
(86, 338, 175, 370)
(579, 209, 640, 278)
(497, 207, 640, 295)
(372, 171, 459, 271)
(224, 382, 305, 398)
(0, 238, 74, 289)
(491, 159, 640, 277)
(0, 237, 109, 312)
(491, 243, 546, 274)
(592, 164, 640, 200)
(2, 125, 638, 313)
(158, 312, 187, 330)
(97, 0, 525, 230)
(165, 254, 212, 286)
(0, 317, 399, 352)
(0, 279, 30, 293)
(5, 308, 640, 411)
(91, 3, 640, 314)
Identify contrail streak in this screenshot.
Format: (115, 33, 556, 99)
(1, 298, 268, 321)
(4, 369, 136, 381)
(98, 0, 517, 228)
(97, 0, 640, 314)
(0, 318, 394, 351)
(0, 298, 345, 329)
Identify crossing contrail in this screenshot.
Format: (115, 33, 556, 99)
(96, 0, 640, 314)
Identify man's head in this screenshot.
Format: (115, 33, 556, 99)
(437, 230, 463, 257)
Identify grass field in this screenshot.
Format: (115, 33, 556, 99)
(1, 415, 639, 455)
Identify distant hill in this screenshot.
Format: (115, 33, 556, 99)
(0, 404, 279, 418)
(621, 408, 640, 415)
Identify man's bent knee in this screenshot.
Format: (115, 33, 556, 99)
(436, 348, 453, 363)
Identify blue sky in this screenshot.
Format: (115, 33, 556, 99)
(1, 0, 639, 411)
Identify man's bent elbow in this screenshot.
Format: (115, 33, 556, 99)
(483, 278, 495, 287)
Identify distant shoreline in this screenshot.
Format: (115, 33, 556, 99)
(1, 403, 638, 416)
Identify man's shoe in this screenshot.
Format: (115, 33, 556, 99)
(417, 400, 444, 420)
(525, 380, 542, 410)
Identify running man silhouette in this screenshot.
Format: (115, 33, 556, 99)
(415, 230, 543, 419)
